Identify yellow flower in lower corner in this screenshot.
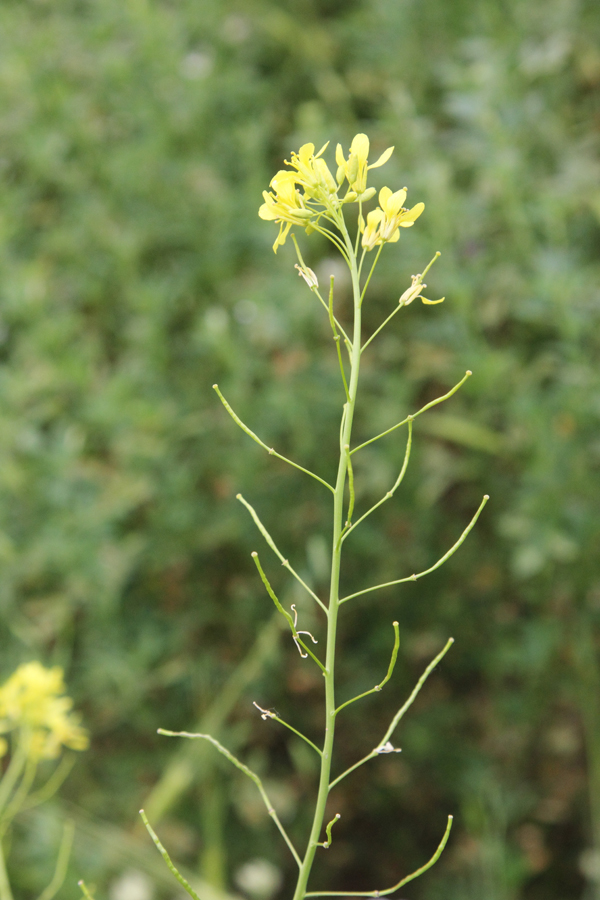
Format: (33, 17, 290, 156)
(0, 661, 88, 760)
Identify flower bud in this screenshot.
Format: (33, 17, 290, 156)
(358, 187, 376, 202)
(346, 153, 359, 187)
(314, 158, 337, 193)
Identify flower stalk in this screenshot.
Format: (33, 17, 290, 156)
(151, 134, 488, 900)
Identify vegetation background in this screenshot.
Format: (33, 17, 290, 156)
(0, 0, 599, 897)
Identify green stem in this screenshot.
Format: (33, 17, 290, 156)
(253, 703, 323, 757)
(304, 815, 453, 896)
(0, 741, 27, 819)
(0, 840, 13, 900)
(335, 621, 400, 716)
(359, 245, 382, 305)
(0, 757, 38, 838)
(213, 385, 334, 494)
(340, 496, 489, 604)
(342, 420, 413, 544)
(140, 810, 202, 900)
(329, 637, 454, 791)
(351, 370, 472, 456)
(157, 732, 301, 869)
(292, 216, 362, 900)
(37, 820, 75, 900)
(361, 301, 404, 354)
(237, 494, 328, 614)
(291, 235, 351, 347)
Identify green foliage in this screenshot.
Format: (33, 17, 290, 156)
(0, 0, 599, 897)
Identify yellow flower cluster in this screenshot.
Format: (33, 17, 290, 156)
(259, 133, 424, 253)
(0, 662, 88, 760)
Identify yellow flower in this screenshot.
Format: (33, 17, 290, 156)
(259, 169, 315, 253)
(335, 134, 394, 196)
(361, 186, 425, 250)
(285, 142, 338, 203)
(0, 662, 88, 760)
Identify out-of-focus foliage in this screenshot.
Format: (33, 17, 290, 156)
(0, 0, 599, 897)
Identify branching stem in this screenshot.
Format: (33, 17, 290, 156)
(140, 809, 202, 899)
(292, 236, 351, 349)
(305, 815, 453, 896)
(329, 637, 454, 790)
(335, 622, 400, 716)
(359, 245, 383, 305)
(238, 494, 328, 614)
(252, 552, 326, 671)
(253, 703, 323, 757)
(213, 385, 334, 494)
(342, 420, 412, 544)
(351, 370, 472, 455)
(340, 495, 489, 604)
(316, 814, 341, 849)
(156, 732, 301, 869)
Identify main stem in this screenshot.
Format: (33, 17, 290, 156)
(292, 221, 362, 900)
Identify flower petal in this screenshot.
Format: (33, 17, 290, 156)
(366, 208, 384, 225)
(379, 186, 392, 208)
(314, 158, 337, 192)
(350, 133, 369, 162)
(385, 188, 407, 216)
(401, 201, 425, 223)
(258, 202, 278, 220)
(273, 221, 292, 253)
(270, 169, 295, 188)
(368, 146, 394, 169)
(298, 143, 315, 164)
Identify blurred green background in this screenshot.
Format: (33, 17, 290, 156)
(0, 0, 599, 897)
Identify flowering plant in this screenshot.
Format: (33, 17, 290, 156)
(0, 662, 88, 900)
(136, 134, 488, 900)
